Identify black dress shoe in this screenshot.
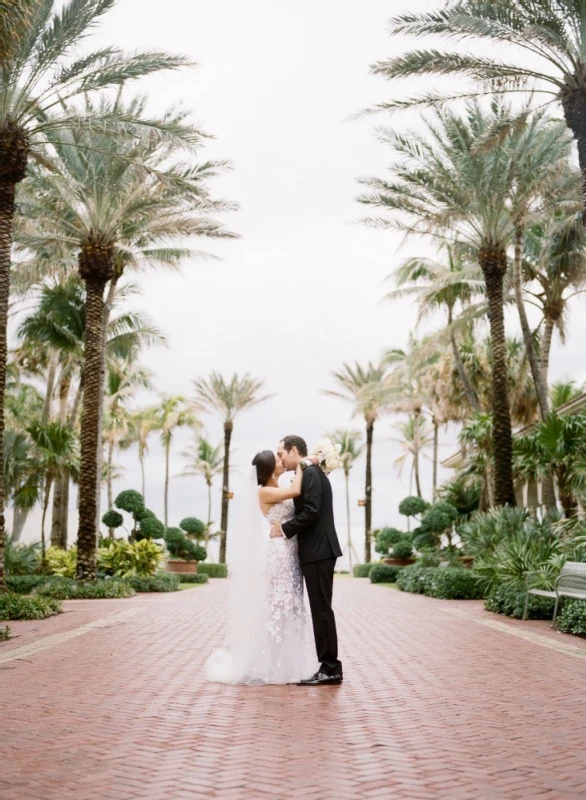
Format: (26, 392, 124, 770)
(297, 672, 343, 686)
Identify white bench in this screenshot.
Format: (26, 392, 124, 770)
(523, 561, 586, 627)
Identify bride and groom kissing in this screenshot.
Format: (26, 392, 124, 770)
(205, 435, 344, 687)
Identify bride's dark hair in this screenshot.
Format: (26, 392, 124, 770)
(252, 450, 276, 486)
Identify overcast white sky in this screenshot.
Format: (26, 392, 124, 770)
(17, 0, 586, 562)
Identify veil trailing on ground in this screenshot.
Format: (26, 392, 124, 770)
(204, 467, 270, 684)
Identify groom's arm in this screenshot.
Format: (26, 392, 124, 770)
(281, 468, 323, 539)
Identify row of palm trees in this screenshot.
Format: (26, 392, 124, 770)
(0, 0, 235, 589)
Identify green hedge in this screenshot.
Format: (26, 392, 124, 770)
(126, 573, 180, 592)
(0, 592, 62, 620)
(484, 584, 554, 619)
(369, 564, 402, 584)
(353, 563, 372, 578)
(177, 573, 209, 584)
(35, 579, 135, 600)
(557, 600, 586, 635)
(396, 565, 435, 593)
(6, 575, 50, 594)
(426, 568, 483, 600)
(197, 563, 227, 578)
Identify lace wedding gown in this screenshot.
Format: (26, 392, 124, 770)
(204, 498, 317, 686)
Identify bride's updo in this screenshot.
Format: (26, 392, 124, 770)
(253, 450, 275, 486)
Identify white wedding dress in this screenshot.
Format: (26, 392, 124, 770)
(204, 473, 317, 686)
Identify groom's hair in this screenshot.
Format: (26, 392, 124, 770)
(281, 435, 308, 457)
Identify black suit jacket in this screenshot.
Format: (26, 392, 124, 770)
(281, 465, 342, 566)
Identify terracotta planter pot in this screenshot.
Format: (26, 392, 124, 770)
(457, 556, 475, 570)
(383, 557, 417, 567)
(166, 559, 198, 575)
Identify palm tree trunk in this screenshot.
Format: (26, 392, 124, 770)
(139, 449, 146, 502)
(478, 246, 516, 507)
(558, 467, 578, 518)
(219, 421, 233, 564)
(448, 307, 479, 411)
(414, 451, 423, 498)
(364, 418, 374, 563)
(42, 350, 59, 422)
(51, 374, 72, 548)
(432, 417, 439, 499)
(562, 98, 586, 223)
(69, 376, 84, 425)
(207, 480, 212, 528)
(344, 469, 353, 573)
(76, 274, 110, 581)
(540, 316, 555, 387)
(41, 478, 53, 561)
(513, 226, 549, 417)
(107, 437, 115, 537)
(164, 437, 170, 527)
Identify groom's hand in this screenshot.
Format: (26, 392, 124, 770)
(270, 525, 283, 539)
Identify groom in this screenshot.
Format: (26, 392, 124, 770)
(270, 435, 343, 686)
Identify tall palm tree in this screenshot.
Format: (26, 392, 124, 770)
(391, 414, 434, 499)
(359, 102, 517, 507)
(193, 373, 271, 563)
(370, 1, 586, 213)
(180, 436, 223, 530)
(154, 395, 199, 527)
(121, 408, 158, 502)
(326, 429, 363, 572)
(325, 361, 390, 563)
(0, 0, 189, 589)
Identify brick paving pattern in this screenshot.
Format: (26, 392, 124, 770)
(2, 578, 586, 799)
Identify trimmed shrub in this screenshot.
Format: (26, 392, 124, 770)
(396, 565, 435, 594)
(369, 564, 402, 584)
(392, 539, 414, 559)
(484, 584, 554, 620)
(36, 579, 135, 600)
(102, 510, 123, 529)
(137, 515, 165, 540)
(180, 517, 205, 538)
(375, 527, 404, 555)
(427, 568, 483, 600)
(177, 573, 209, 584)
(165, 528, 207, 561)
(399, 496, 428, 518)
(6, 575, 49, 594)
(198, 563, 227, 578)
(126, 573, 180, 592)
(115, 490, 145, 517)
(353, 563, 372, 578)
(0, 592, 62, 620)
(557, 600, 586, 636)
(412, 529, 435, 550)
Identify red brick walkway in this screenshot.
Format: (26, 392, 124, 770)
(2, 578, 586, 799)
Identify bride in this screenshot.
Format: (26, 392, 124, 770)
(204, 450, 318, 685)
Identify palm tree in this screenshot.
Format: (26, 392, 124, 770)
(180, 436, 223, 531)
(26, 421, 78, 559)
(154, 395, 199, 527)
(359, 102, 517, 507)
(193, 373, 271, 563)
(0, 0, 190, 589)
(384, 246, 484, 412)
(326, 429, 363, 572)
(121, 408, 158, 502)
(392, 414, 434, 499)
(370, 1, 586, 213)
(325, 361, 390, 563)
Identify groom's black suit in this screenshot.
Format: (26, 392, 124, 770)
(281, 465, 343, 677)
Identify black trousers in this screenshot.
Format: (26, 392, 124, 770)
(302, 557, 342, 676)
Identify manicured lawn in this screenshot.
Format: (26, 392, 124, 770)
(179, 583, 205, 590)
(374, 583, 398, 589)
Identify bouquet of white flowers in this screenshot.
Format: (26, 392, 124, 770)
(309, 438, 343, 475)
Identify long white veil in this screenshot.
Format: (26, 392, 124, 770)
(204, 467, 270, 684)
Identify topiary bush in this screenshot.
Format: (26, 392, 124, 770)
(484, 584, 555, 620)
(198, 563, 227, 578)
(136, 515, 166, 541)
(392, 538, 414, 559)
(426, 568, 483, 600)
(396, 565, 435, 594)
(557, 600, 586, 636)
(0, 592, 62, 620)
(176, 573, 209, 584)
(180, 517, 205, 539)
(369, 563, 402, 584)
(125, 573, 180, 592)
(165, 528, 207, 561)
(6, 575, 50, 594)
(375, 528, 404, 555)
(421, 502, 459, 547)
(102, 509, 123, 530)
(35, 579, 135, 600)
(399, 496, 428, 518)
(353, 563, 372, 578)
(115, 489, 145, 517)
